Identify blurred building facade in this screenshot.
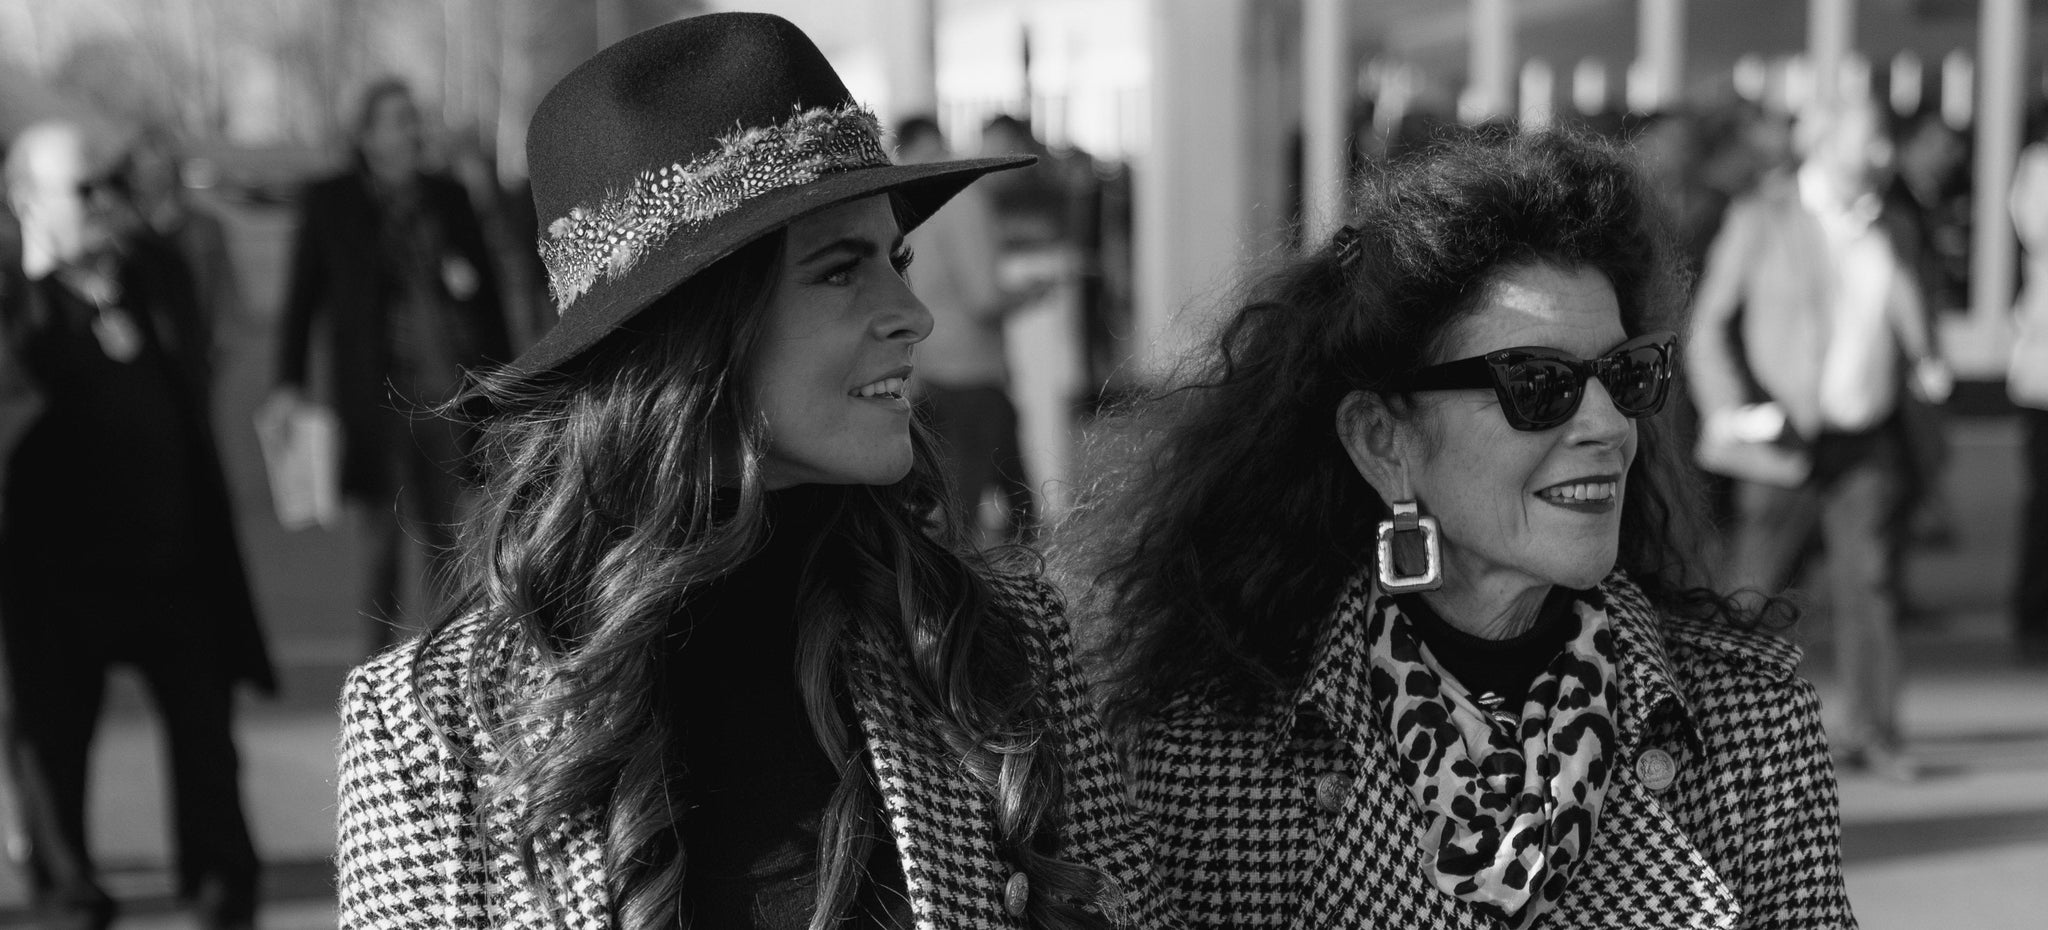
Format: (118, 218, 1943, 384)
(6, 0, 2048, 507)
(766, 0, 2048, 380)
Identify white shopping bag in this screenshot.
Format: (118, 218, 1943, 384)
(1695, 402, 1812, 489)
(254, 399, 341, 531)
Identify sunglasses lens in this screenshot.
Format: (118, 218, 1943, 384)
(1602, 345, 1669, 416)
(1504, 359, 1580, 428)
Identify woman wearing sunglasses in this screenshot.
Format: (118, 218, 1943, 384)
(1060, 129, 1854, 927)
(334, 15, 1177, 930)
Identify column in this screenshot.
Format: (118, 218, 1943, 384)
(1806, 0, 1853, 106)
(1636, 0, 1685, 111)
(1301, 0, 1350, 244)
(1973, 0, 2026, 336)
(1136, 0, 1256, 377)
(1468, 0, 1516, 120)
(1521, 59, 1555, 128)
(883, 0, 939, 124)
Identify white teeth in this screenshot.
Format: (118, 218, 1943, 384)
(1539, 481, 1617, 502)
(853, 377, 906, 398)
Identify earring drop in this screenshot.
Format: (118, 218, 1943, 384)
(1376, 499, 1442, 593)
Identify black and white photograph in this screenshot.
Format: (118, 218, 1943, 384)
(0, 1, 2043, 928)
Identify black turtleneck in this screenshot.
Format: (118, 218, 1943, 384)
(1394, 585, 1581, 709)
(668, 486, 910, 929)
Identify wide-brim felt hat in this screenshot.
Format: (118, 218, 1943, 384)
(484, 12, 1032, 396)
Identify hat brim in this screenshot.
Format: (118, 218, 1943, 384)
(474, 153, 1035, 403)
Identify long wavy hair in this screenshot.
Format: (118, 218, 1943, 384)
(416, 223, 1110, 929)
(1059, 127, 1781, 743)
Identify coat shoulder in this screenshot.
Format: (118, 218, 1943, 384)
(343, 613, 499, 741)
(1659, 610, 1804, 686)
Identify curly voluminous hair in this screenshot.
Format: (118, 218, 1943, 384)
(1059, 126, 1763, 745)
(419, 221, 1110, 929)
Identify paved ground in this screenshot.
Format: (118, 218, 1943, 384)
(0, 195, 2042, 926)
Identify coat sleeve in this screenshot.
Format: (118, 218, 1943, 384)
(434, 176, 512, 366)
(187, 209, 245, 371)
(1736, 678, 1858, 930)
(0, 281, 45, 526)
(1686, 196, 1764, 420)
(926, 187, 1007, 324)
(2011, 144, 2048, 260)
(336, 659, 478, 928)
(0, 289, 31, 859)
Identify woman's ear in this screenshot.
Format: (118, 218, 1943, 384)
(1336, 390, 1404, 501)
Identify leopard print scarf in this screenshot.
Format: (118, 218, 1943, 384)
(1364, 587, 1623, 929)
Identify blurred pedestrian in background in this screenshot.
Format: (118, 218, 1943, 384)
(976, 113, 1086, 532)
(1687, 93, 1946, 779)
(1879, 109, 1964, 554)
(896, 115, 1046, 547)
(271, 78, 511, 656)
(1890, 110, 1973, 320)
(979, 114, 1066, 249)
(1062, 127, 1853, 927)
(2006, 106, 2048, 664)
(1, 117, 272, 930)
(1631, 108, 1731, 281)
(126, 126, 244, 377)
(335, 14, 1177, 929)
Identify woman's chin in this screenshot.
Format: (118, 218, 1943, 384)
(841, 455, 915, 488)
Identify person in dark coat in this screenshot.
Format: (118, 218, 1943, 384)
(127, 125, 245, 379)
(271, 79, 511, 654)
(1, 117, 274, 930)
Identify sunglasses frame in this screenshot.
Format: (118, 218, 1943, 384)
(1383, 331, 1679, 432)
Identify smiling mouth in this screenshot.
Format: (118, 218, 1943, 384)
(851, 376, 907, 400)
(1536, 479, 1619, 504)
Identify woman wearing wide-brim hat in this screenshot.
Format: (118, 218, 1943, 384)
(334, 14, 1176, 930)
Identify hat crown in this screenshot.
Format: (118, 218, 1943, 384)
(474, 11, 1031, 403)
(526, 13, 855, 232)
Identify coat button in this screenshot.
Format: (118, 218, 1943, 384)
(1635, 747, 1678, 792)
(1004, 871, 1030, 917)
(1314, 771, 1353, 812)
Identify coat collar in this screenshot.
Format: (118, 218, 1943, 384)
(1267, 569, 1703, 761)
(842, 632, 1026, 928)
(1268, 571, 1737, 928)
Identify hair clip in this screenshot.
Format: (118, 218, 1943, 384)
(1332, 224, 1362, 265)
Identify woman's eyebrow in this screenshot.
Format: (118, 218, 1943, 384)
(795, 234, 906, 265)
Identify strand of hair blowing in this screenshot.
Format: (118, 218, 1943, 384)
(416, 237, 1109, 929)
(1057, 252, 1383, 738)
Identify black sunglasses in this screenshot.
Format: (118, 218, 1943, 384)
(1381, 331, 1678, 432)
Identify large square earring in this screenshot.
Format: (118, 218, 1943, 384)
(1375, 499, 1442, 593)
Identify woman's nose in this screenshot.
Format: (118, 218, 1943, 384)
(877, 271, 933, 344)
(1568, 377, 1633, 445)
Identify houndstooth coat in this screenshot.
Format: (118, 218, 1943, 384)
(1133, 571, 1858, 930)
(336, 574, 1178, 930)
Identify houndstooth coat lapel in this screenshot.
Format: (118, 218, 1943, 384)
(845, 573, 1169, 928)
